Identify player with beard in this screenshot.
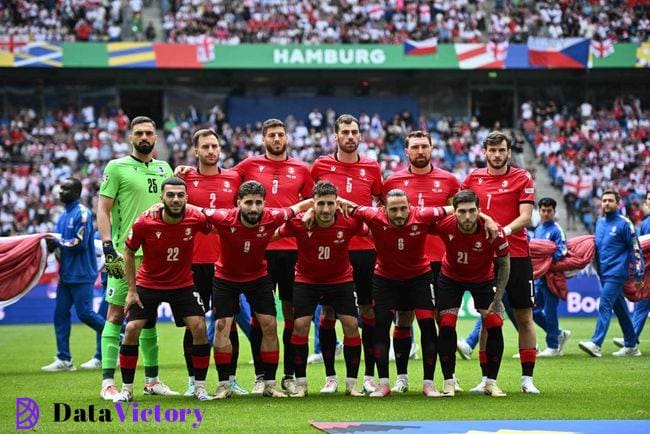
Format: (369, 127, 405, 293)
(310, 114, 383, 394)
(179, 129, 246, 396)
(430, 190, 510, 398)
(461, 131, 540, 394)
(97, 116, 175, 400)
(203, 181, 313, 398)
(233, 119, 313, 394)
(276, 181, 366, 397)
(382, 130, 461, 393)
(337, 190, 448, 397)
(115, 177, 213, 402)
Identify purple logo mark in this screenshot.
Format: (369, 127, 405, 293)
(16, 397, 40, 430)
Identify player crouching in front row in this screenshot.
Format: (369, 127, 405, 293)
(115, 177, 214, 402)
(430, 190, 510, 397)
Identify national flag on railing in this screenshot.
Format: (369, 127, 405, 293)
(590, 39, 614, 58)
(528, 37, 589, 68)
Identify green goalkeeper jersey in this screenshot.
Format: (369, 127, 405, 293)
(99, 155, 173, 255)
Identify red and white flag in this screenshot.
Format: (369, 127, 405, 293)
(455, 42, 508, 69)
(590, 38, 614, 58)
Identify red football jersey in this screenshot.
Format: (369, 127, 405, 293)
(234, 155, 313, 250)
(431, 215, 509, 283)
(279, 213, 367, 284)
(462, 166, 534, 258)
(311, 154, 383, 251)
(125, 207, 212, 290)
(204, 207, 294, 282)
(184, 167, 241, 264)
(353, 206, 446, 280)
(383, 166, 460, 263)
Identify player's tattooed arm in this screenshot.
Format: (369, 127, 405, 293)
(123, 246, 143, 314)
(488, 254, 510, 314)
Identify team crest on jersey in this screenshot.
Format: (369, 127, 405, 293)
(473, 241, 483, 251)
(412, 225, 418, 231)
(288, 167, 295, 174)
(102, 173, 109, 183)
(155, 231, 162, 239)
(259, 226, 265, 232)
(610, 226, 617, 236)
(183, 227, 193, 241)
(337, 231, 344, 239)
(157, 166, 165, 174)
(224, 181, 230, 188)
(434, 181, 440, 188)
(360, 169, 366, 177)
(403, 180, 410, 186)
(259, 166, 265, 172)
(193, 180, 199, 187)
(501, 180, 508, 188)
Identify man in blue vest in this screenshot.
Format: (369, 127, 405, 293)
(42, 178, 105, 371)
(579, 190, 644, 357)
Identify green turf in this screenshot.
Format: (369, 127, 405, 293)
(1, 318, 648, 432)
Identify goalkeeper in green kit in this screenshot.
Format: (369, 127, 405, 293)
(97, 116, 175, 400)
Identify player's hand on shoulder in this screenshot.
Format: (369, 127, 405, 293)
(144, 203, 164, 219)
(336, 198, 357, 217)
(173, 165, 192, 177)
(483, 218, 499, 241)
(302, 208, 315, 228)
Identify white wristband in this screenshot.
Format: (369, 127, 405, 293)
(503, 226, 513, 236)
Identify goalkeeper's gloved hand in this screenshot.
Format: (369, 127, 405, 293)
(103, 241, 125, 279)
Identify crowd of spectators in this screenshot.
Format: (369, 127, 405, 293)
(492, 0, 649, 43)
(0, 0, 143, 42)
(165, 0, 488, 44)
(0, 105, 133, 235)
(522, 95, 649, 232)
(2, 1, 648, 45)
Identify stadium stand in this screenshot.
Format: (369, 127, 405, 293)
(522, 95, 649, 232)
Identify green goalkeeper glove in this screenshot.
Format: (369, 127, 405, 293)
(103, 241, 125, 279)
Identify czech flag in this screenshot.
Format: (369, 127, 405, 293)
(404, 37, 438, 55)
(528, 37, 589, 69)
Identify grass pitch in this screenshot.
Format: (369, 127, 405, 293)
(1, 318, 648, 432)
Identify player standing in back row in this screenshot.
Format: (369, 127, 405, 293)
(462, 131, 540, 394)
(233, 119, 313, 394)
(97, 116, 175, 400)
(310, 114, 383, 394)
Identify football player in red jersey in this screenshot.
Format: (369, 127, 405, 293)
(203, 181, 312, 399)
(118, 177, 213, 402)
(310, 114, 383, 393)
(180, 129, 247, 396)
(382, 130, 461, 392)
(461, 131, 540, 394)
(277, 181, 366, 397)
(430, 190, 510, 398)
(233, 119, 313, 394)
(341, 190, 448, 397)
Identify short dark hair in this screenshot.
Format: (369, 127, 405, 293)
(192, 128, 220, 147)
(238, 180, 266, 199)
(385, 189, 408, 202)
(453, 189, 479, 209)
(130, 116, 156, 129)
(64, 177, 82, 196)
(602, 189, 620, 202)
(645, 191, 650, 201)
(538, 197, 557, 209)
(161, 176, 187, 191)
(405, 130, 432, 148)
(262, 119, 285, 136)
(334, 114, 359, 133)
(313, 181, 338, 198)
(483, 131, 511, 149)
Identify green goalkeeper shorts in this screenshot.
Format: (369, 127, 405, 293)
(105, 256, 143, 306)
